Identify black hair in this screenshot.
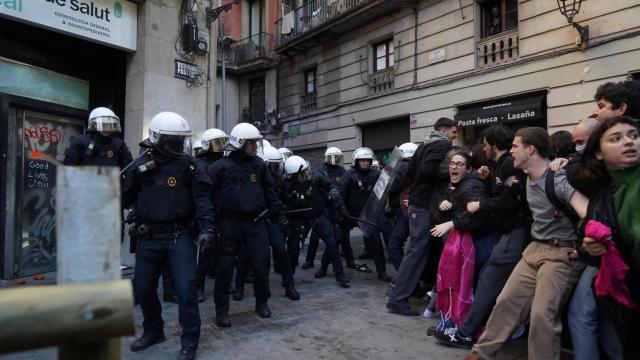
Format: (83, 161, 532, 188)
(581, 116, 640, 180)
(549, 130, 575, 160)
(594, 80, 640, 120)
(481, 124, 514, 151)
(434, 117, 456, 131)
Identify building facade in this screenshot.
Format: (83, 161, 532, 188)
(272, 0, 640, 166)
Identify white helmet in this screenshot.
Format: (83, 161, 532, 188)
(284, 155, 309, 175)
(148, 112, 192, 156)
(88, 107, 121, 133)
(352, 147, 374, 162)
(398, 142, 418, 159)
(278, 147, 293, 161)
(229, 123, 263, 150)
(324, 146, 343, 166)
(201, 128, 229, 153)
(263, 146, 284, 163)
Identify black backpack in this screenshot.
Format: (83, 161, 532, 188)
(544, 170, 581, 226)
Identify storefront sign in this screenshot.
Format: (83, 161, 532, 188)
(174, 59, 198, 81)
(454, 94, 546, 128)
(0, 0, 137, 51)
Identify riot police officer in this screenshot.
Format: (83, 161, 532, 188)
(278, 147, 293, 162)
(283, 156, 350, 287)
(302, 147, 357, 270)
(340, 147, 391, 282)
(64, 107, 132, 167)
(123, 112, 213, 360)
(194, 128, 229, 302)
(387, 142, 417, 270)
(234, 146, 300, 301)
(207, 123, 286, 327)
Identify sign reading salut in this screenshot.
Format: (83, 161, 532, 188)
(0, 0, 137, 51)
(454, 94, 545, 128)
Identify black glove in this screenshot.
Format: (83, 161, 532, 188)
(278, 215, 289, 227)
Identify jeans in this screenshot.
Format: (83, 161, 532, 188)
(473, 232, 501, 276)
(387, 214, 409, 271)
(135, 231, 200, 349)
(568, 265, 624, 360)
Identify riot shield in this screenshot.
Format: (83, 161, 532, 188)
(358, 147, 404, 237)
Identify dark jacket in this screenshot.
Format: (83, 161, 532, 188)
(339, 167, 380, 218)
(478, 152, 529, 233)
(429, 160, 455, 226)
(64, 134, 132, 168)
(449, 172, 493, 240)
(406, 132, 451, 209)
(566, 152, 599, 197)
(388, 160, 410, 211)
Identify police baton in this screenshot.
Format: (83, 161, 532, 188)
(285, 208, 314, 214)
(345, 215, 377, 227)
(120, 148, 151, 175)
(253, 208, 270, 223)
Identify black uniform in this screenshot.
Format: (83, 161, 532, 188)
(283, 171, 347, 280)
(64, 133, 132, 167)
(304, 164, 353, 266)
(122, 149, 214, 351)
(340, 166, 387, 278)
(207, 150, 285, 317)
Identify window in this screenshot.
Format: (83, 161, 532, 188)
(250, 0, 263, 37)
(374, 39, 394, 72)
(481, 0, 518, 38)
(304, 68, 316, 94)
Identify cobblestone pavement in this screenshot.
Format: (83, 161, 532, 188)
(2, 234, 528, 360)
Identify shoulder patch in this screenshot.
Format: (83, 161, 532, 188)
(189, 163, 195, 171)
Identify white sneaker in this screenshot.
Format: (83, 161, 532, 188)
(422, 308, 440, 318)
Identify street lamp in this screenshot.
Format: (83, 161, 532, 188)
(557, 0, 589, 48)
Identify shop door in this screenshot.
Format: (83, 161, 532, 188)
(7, 108, 83, 278)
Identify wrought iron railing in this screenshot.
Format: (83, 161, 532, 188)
(476, 29, 519, 69)
(242, 107, 267, 130)
(275, 0, 373, 47)
(301, 92, 318, 113)
(219, 32, 274, 66)
(368, 67, 394, 96)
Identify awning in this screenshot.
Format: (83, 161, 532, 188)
(454, 94, 546, 128)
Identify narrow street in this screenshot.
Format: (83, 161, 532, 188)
(2, 235, 526, 360)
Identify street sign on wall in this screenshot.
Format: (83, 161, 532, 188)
(0, 0, 137, 51)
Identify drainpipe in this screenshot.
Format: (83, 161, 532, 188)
(413, 5, 418, 87)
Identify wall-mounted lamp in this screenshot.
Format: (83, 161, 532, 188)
(557, 0, 589, 48)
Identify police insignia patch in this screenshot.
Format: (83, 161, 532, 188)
(250, 174, 257, 183)
(368, 185, 373, 191)
(106, 150, 114, 158)
(168, 176, 177, 187)
(336, 177, 341, 182)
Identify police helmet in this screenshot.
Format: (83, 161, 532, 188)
(201, 128, 229, 153)
(148, 112, 192, 156)
(398, 142, 418, 159)
(324, 146, 343, 166)
(88, 107, 121, 133)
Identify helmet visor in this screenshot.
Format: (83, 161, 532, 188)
(157, 134, 191, 156)
(325, 154, 343, 166)
(88, 116, 122, 133)
(267, 161, 283, 174)
(204, 136, 229, 153)
(297, 167, 312, 182)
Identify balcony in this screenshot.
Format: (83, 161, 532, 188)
(368, 67, 394, 96)
(275, 0, 406, 55)
(219, 32, 276, 74)
(476, 29, 519, 69)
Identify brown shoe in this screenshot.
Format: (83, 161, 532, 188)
(462, 351, 482, 360)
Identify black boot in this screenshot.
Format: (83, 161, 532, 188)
(285, 284, 300, 301)
(377, 272, 392, 282)
(335, 273, 350, 288)
(346, 260, 358, 269)
(233, 287, 244, 301)
(130, 331, 166, 352)
(256, 302, 272, 318)
(216, 312, 231, 328)
(301, 261, 314, 269)
(177, 347, 196, 360)
(162, 293, 178, 304)
(314, 264, 328, 278)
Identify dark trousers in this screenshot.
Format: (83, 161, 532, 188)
(388, 214, 410, 271)
(378, 214, 394, 249)
(236, 222, 294, 289)
(360, 216, 387, 276)
(388, 205, 430, 305)
(134, 231, 200, 349)
(286, 221, 313, 272)
(214, 216, 271, 314)
(459, 227, 525, 337)
(195, 245, 215, 293)
(307, 221, 354, 264)
(306, 215, 344, 275)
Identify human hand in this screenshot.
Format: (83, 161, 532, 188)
(505, 176, 520, 187)
(430, 221, 454, 238)
(439, 200, 453, 212)
(466, 201, 480, 214)
(550, 158, 568, 172)
(477, 166, 491, 180)
(583, 237, 607, 256)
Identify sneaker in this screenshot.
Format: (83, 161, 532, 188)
(434, 326, 473, 349)
(422, 308, 440, 318)
(511, 320, 528, 340)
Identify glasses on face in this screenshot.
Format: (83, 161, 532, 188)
(449, 161, 467, 169)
